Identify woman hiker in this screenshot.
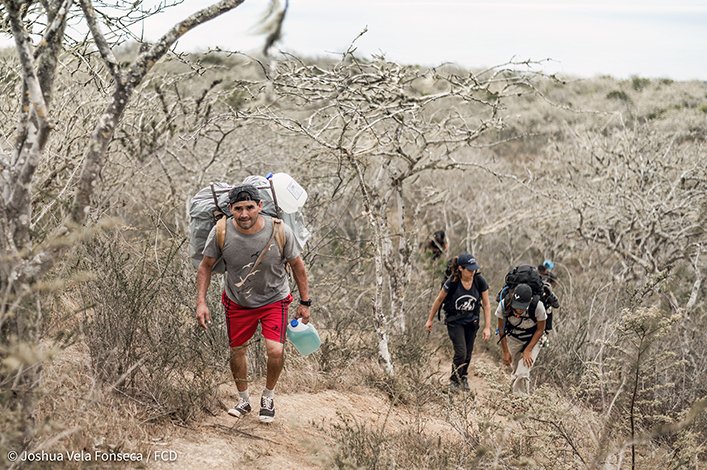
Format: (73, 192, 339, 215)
(425, 253, 492, 389)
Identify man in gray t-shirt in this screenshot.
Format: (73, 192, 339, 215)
(196, 184, 311, 424)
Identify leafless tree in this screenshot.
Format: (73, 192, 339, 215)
(0, 0, 285, 449)
(241, 47, 542, 374)
(560, 121, 706, 302)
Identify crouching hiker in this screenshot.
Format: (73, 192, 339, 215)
(425, 253, 492, 390)
(496, 283, 546, 394)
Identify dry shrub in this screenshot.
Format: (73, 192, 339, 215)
(29, 342, 157, 467)
(372, 322, 443, 406)
(79, 231, 228, 424)
(330, 412, 479, 470)
(278, 315, 384, 394)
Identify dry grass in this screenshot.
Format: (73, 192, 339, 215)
(32, 342, 158, 466)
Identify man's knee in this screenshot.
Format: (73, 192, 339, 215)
(231, 344, 248, 358)
(265, 341, 285, 360)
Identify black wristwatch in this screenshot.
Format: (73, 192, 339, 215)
(299, 299, 312, 307)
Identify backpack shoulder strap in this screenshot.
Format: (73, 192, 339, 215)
(442, 276, 459, 296)
(211, 183, 227, 219)
(273, 218, 286, 256)
(216, 217, 227, 251)
(528, 295, 540, 321)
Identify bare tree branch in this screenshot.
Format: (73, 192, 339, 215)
(72, 0, 246, 222)
(3, 0, 53, 250)
(78, 0, 122, 83)
(33, 0, 73, 61)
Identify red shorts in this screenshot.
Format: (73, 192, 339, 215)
(222, 291, 293, 347)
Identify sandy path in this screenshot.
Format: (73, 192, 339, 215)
(148, 353, 504, 470)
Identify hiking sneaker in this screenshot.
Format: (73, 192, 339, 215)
(461, 376, 470, 391)
(227, 399, 252, 418)
(258, 395, 275, 423)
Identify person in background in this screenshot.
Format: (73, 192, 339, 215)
(425, 230, 448, 260)
(425, 253, 492, 390)
(537, 259, 557, 285)
(537, 259, 560, 335)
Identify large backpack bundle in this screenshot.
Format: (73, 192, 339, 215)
(186, 176, 311, 273)
(187, 182, 231, 273)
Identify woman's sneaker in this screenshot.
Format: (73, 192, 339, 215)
(258, 395, 275, 423)
(228, 398, 251, 418)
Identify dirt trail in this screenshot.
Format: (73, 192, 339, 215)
(149, 353, 503, 470)
(150, 390, 394, 469)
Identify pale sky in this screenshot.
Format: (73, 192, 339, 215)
(139, 0, 707, 80)
(3, 0, 707, 80)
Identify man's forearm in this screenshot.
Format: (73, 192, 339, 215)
(497, 318, 510, 352)
(196, 266, 212, 305)
(290, 258, 309, 300)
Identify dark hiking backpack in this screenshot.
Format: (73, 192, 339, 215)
(434, 275, 457, 321)
(495, 264, 544, 302)
(434, 258, 455, 320)
(541, 282, 560, 332)
(439, 276, 460, 320)
(495, 265, 544, 344)
(498, 282, 560, 337)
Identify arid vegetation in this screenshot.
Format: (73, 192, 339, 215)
(1, 3, 705, 468)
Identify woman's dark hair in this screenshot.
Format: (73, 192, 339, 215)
(448, 256, 461, 282)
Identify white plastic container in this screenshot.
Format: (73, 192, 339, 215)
(268, 173, 308, 214)
(286, 319, 321, 356)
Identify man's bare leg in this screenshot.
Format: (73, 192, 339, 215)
(230, 345, 248, 392)
(227, 344, 253, 418)
(264, 339, 284, 390)
(257, 339, 284, 423)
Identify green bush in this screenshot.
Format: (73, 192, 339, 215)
(606, 89, 631, 102)
(631, 75, 651, 91)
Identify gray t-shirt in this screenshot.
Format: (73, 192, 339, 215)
(202, 215, 300, 308)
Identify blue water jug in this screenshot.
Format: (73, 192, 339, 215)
(286, 319, 321, 356)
